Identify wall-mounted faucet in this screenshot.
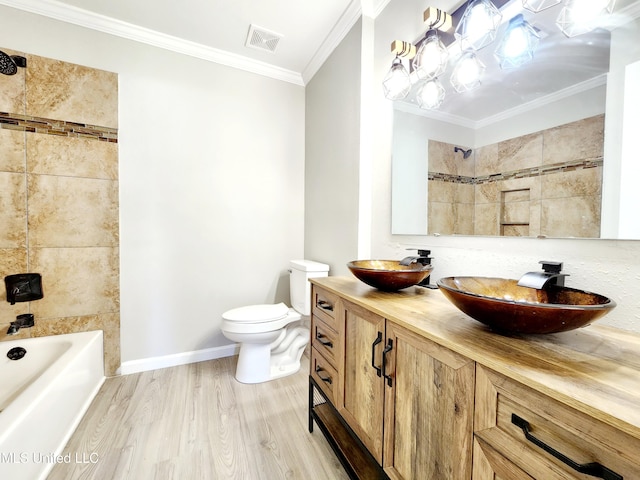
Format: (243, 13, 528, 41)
(400, 249, 437, 289)
(517, 261, 569, 289)
(6, 313, 34, 335)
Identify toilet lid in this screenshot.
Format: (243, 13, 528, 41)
(222, 302, 290, 323)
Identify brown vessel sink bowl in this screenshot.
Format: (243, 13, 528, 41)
(437, 276, 616, 334)
(347, 260, 434, 291)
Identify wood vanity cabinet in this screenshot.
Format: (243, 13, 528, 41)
(473, 365, 640, 480)
(309, 277, 640, 480)
(310, 286, 475, 479)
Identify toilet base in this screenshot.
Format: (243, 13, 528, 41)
(234, 326, 309, 384)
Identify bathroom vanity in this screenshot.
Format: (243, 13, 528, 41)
(308, 276, 640, 480)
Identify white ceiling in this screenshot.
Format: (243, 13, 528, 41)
(0, 0, 382, 85)
(2, 0, 638, 125)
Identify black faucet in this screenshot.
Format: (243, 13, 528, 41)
(400, 249, 437, 289)
(517, 261, 569, 289)
(399, 249, 432, 266)
(6, 313, 34, 335)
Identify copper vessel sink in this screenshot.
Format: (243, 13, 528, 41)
(347, 260, 434, 291)
(437, 277, 616, 334)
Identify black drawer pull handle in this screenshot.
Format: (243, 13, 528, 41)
(315, 331, 333, 348)
(382, 339, 393, 387)
(315, 365, 332, 384)
(511, 414, 622, 480)
(371, 332, 383, 377)
(317, 300, 333, 311)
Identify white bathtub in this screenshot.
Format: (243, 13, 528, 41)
(0, 330, 105, 480)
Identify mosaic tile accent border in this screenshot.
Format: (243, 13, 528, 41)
(0, 112, 118, 143)
(428, 158, 603, 185)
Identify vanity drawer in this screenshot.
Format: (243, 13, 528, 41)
(474, 366, 640, 480)
(312, 317, 338, 368)
(310, 347, 338, 405)
(312, 286, 338, 330)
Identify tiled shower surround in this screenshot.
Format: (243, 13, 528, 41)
(0, 48, 119, 375)
(428, 115, 604, 238)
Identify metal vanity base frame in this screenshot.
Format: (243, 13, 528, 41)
(308, 376, 387, 480)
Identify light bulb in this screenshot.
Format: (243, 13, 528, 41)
(413, 31, 449, 80)
(382, 57, 411, 100)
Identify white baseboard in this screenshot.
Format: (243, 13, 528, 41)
(117, 343, 239, 376)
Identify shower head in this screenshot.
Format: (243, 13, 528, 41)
(454, 146, 472, 159)
(0, 51, 27, 76)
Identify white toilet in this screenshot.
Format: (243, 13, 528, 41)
(221, 259, 330, 384)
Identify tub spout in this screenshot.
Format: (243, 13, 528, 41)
(6, 313, 34, 335)
(517, 261, 568, 289)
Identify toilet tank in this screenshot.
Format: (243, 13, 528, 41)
(290, 260, 330, 316)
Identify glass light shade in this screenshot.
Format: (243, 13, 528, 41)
(455, 0, 503, 51)
(416, 79, 446, 110)
(522, 0, 562, 13)
(495, 14, 540, 69)
(382, 57, 411, 100)
(556, 0, 616, 37)
(450, 51, 485, 92)
(412, 30, 449, 81)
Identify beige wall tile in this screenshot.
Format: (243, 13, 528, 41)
(475, 143, 499, 177)
(0, 129, 26, 173)
(541, 167, 602, 199)
(474, 203, 500, 236)
(428, 180, 455, 203)
(28, 174, 118, 248)
(26, 54, 117, 128)
(502, 225, 530, 236)
(0, 172, 27, 248)
(28, 247, 119, 319)
(543, 115, 604, 165)
(501, 200, 530, 225)
(428, 202, 455, 235)
(498, 132, 543, 173)
(27, 133, 118, 179)
(429, 140, 475, 177)
(455, 203, 475, 235)
(0, 48, 25, 113)
(541, 196, 601, 238)
(0, 50, 120, 373)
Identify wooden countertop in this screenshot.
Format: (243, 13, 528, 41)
(311, 276, 640, 440)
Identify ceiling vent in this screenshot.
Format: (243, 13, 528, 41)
(245, 24, 283, 53)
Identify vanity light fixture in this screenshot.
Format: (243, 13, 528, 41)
(412, 29, 450, 81)
(522, 0, 561, 13)
(416, 78, 446, 109)
(455, 0, 503, 51)
(382, 55, 412, 100)
(382, 41, 415, 101)
(450, 51, 485, 92)
(495, 14, 540, 68)
(556, 0, 616, 37)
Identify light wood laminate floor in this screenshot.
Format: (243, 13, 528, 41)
(49, 355, 348, 480)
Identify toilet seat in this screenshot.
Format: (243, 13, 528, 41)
(222, 303, 302, 334)
(223, 303, 290, 323)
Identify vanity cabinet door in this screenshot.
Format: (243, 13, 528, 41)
(383, 322, 475, 480)
(338, 299, 386, 464)
(474, 365, 640, 480)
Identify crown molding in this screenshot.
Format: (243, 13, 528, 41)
(394, 74, 607, 129)
(474, 74, 607, 128)
(0, 0, 305, 85)
(302, 0, 363, 84)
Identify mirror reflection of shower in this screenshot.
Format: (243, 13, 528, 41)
(454, 146, 472, 159)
